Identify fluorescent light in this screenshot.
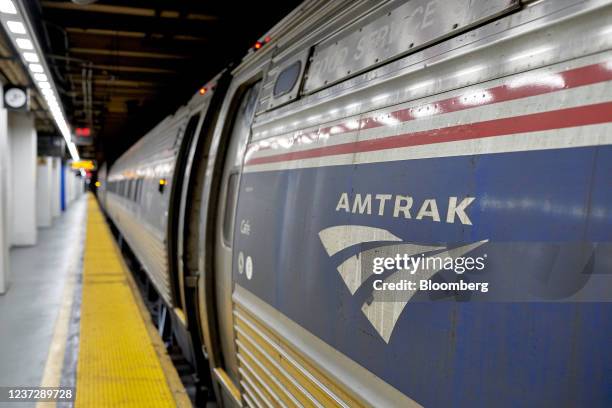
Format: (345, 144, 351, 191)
(15, 38, 33, 50)
(28, 63, 43, 72)
(68, 142, 80, 161)
(22, 52, 38, 62)
(0, 0, 17, 14)
(6, 20, 25, 34)
(1, 3, 80, 162)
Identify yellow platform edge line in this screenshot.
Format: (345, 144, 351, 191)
(76, 194, 191, 407)
(121, 234, 193, 408)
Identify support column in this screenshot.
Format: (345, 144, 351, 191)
(51, 157, 61, 218)
(0, 105, 9, 294)
(36, 157, 53, 228)
(60, 162, 66, 212)
(64, 165, 71, 207)
(8, 113, 37, 247)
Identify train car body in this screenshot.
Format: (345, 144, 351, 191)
(96, 162, 107, 208)
(103, 0, 612, 406)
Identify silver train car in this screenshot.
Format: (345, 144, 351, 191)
(98, 0, 612, 406)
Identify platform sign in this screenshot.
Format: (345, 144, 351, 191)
(71, 160, 95, 171)
(38, 135, 65, 157)
(73, 127, 93, 146)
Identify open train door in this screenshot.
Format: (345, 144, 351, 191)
(207, 79, 262, 406)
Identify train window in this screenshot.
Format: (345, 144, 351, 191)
(136, 179, 143, 202)
(264, 48, 309, 111)
(273, 60, 301, 97)
(130, 180, 135, 201)
(222, 173, 239, 244)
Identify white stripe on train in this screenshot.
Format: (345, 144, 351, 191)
(243, 122, 612, 173)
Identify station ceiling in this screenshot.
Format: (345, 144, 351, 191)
(29, 0, 302, 163)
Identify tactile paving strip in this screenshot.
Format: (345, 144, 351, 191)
(75, 195, 184, 407)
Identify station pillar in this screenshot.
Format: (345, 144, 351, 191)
(0, 103, 8, 294)
(36, 157, 53, 228)
(51, 157, 61, 218)
(64, 165, 71, 206)
(8, 113, 37, 247)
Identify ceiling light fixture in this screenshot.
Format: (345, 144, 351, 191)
(22, 51, 38, 62)
(0, 1, 79, 161)
(0, 0, 17, 14)
(6, 20, 24, 33)
(28, 63, 43, 72)
(15, 37, 32, 49)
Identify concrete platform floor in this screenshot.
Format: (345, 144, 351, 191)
(0, 196, 86, 407)
(0, 194, 189, 407)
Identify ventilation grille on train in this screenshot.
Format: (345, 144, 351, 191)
(233, 304, 364, 408)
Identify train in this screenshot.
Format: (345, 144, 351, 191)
(97, 0, 612, 406)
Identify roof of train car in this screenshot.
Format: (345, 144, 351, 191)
(106, 0, 351, 174)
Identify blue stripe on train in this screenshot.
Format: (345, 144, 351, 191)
(233, 145, 612, 407)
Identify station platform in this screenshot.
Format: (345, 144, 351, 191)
(0, 194, 191, 407)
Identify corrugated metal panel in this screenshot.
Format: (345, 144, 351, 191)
(105, 104, 193, 306)
(233, 304, 363, 408)
(105, 193, 172, 304)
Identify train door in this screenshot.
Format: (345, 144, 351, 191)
(168, 113, 201, 322)
(213, 80, 261, 397)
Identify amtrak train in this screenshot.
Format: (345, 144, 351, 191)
(98, 0, 612, 406)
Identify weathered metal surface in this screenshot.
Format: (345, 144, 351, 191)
(304, 0, 519, 93)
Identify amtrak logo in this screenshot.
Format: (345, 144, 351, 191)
(319, 225, 487, 343)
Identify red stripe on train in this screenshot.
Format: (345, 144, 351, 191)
(246, 101, 612, 166)
(359, 62, 612, 131)
(250, 60, 612, 153)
